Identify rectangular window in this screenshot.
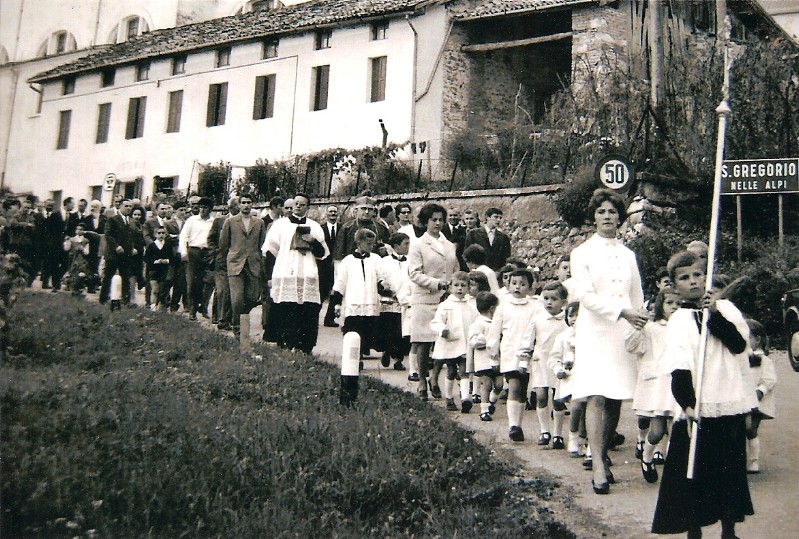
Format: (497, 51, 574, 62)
(371, 21, 388, 41)
(56, 110, 71, 149)
(96, 103, 111, 143)
(172, 55, 186, 75)
(216, 47, 231, 68)
(63, 76, 75, 95)
(135, 62, 150, 82)
(315, 30, 332, 50)
(312, 65, 329, 111)
(101, 68, 115, 87)
(166, 90, 183, 133)
(206, 83, 228, 127)
(90, 185, 103, 202)
(55, 32, 68, 54)
(370, 56, 387, 102)
(253, 74, 276, 120)
(262, 39, 279, 59)
(154, 175, 177, 194)
(127, 18, 140, 40)
(125, 96, 146, 139)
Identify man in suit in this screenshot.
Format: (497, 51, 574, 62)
(81, 199, 106, 292)
(463, 207, 511, 271)
(318, 205, 340, 327)
(335, 195, 389, 260)
(442, 206, 467, 271)
(42, 197, 78, 291)
(100, 199, 137, 305)
(219, 195, 265, 335)
(208, 197, 239, 330)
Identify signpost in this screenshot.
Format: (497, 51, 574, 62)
(721, 158, 799, 259)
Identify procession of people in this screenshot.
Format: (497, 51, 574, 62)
(1, 186, 773, 538)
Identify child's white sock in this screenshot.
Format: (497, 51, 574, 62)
(536, 405, 552, 434)
(656, 433, 669, 456)
(408, 352, 418, 375)
(638, 427, 648, 444)
(553, 409, 566, 437)
(642, 439, 657, 463)
(445, 378, 456, 399)
(507, 400, 524, 428)
(460, 379, 471, 402)
(489, 387, 501, 404)
(747, 437, 761, 471)
(481, 402, 490, 414)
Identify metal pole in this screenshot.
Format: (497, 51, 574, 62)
(687, 38, 733, 481)
(736, 195, 742, 263)
(779, 194, 784, 247)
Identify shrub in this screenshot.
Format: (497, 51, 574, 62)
(552, 165, 597, 227)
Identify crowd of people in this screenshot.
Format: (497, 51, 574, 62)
(1, 187, 775, 538)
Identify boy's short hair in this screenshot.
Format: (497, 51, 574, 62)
(499, 263, 516, 275)
(509, 269, 533, 287)
(269, 196, 285, 209)
(667, 250, 700, 281)
(451, 271, 469, 283)
(463, 244, 486, 265)
(656, 266, 669, 280)
(745, 318, 769, 354)
(475, 291, 499, 314)
(541, 281, 568, 300)
(557, 253, 570, 265)
(354, 228, 377, 243)
(379, 205, 394, 218)
(565, 302, 580, 326)
(485, 207, 503, 218)
(388, 232, 409, 247)
(74, 221, 86, 229)
(468, 271, 491, 293)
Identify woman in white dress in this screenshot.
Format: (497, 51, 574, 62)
(570, 189, 650, 494)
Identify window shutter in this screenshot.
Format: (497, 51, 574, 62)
(167, 90, 183, 133)
(136, 97, 146, 137)
(96, 103, 111, 143)
(57, 110, 71, 149)
(253, 76, 265, 120)
(217, 83, 227, 125)
(206, 85, 218, 127)
(265, 75, 275, 118)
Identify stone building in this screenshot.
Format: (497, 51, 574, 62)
(1, 0, 786, 205)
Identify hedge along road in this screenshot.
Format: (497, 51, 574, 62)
(127, 284, 799, 539)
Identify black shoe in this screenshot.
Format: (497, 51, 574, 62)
(509, 426, 525, 442)
(189, 313, 197, 321)
(446, 398, 458, 411)
(488, 403, 496, 415)
(323, 320, 339, 327)
(551, 436, 565, 450)
(538, 432, 552, 446)
(408, 373, 419, 382)
(430, 384, 442, 399)
(461, 400, 473, 413)
(393, 362, 406, 371)
(217, 323, 231, 331)
(380, 353, 390, 368)
(525, 399, 535, 411)
(499, 388, 509, 401)
(472, 394, 481, 404)
(609, 432, 625, 449)
(641, 460, 658, 483)
(583, 456, 593, 469)
(635, 441, 644, 460)
(592, 480, 609, 495)
(653, 451, 666, 465)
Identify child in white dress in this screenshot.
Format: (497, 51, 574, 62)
(743, 318, 776, 474)
(469, 292, 501, 421)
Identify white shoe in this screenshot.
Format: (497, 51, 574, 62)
(747, 459, 760, 473)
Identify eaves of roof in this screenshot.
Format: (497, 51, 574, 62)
(28, 0, 441, 84)
(449, 0, 598, 21)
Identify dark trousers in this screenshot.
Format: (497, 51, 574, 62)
(186, 247, 209, 315)
(213, 268, 231, 326)
(377, 312, 410, 360)
(271, 301, 322, 353)
(342, 315, 378, 357)
(169, 260, 188, 311)
(229, 265, 261, 330)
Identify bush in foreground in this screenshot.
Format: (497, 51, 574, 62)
(1, 293, 574, 538)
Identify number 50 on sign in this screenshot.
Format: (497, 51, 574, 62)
(595, 155, 633, 192)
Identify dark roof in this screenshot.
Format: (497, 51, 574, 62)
(450, 0, 595, 20)
(29, 0, 436, 83)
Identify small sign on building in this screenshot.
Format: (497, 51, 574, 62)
(103, 173, 117, 192)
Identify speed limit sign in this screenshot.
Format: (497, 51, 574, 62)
(595, 155, 633, 191)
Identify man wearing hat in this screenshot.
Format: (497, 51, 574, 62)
(334, 194, 389, 261)
(179, 196, 215, 320)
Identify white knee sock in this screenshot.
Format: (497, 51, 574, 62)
(642, 439, 657, 463)
(747, 437, 761, 467)
(460, 379, 471, 402)
(553, 409, 566, 437)
(507, 400, 524, 428)
(445, 378, 456, 399)
(408, 352, 418, 375)
(537, 405, 552, 434)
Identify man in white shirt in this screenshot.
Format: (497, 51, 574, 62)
(179, 197, 215, 320)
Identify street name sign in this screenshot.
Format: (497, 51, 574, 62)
(721, 158, 799, 195)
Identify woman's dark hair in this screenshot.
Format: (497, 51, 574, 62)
(585, 188, 628, 225)
(417, 203, 447, 226)
(652, 288, 680, 322)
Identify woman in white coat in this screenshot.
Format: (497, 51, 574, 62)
(570, 189, 650, 494)
(407, 203, 460, 400)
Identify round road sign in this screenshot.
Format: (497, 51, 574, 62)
(595, 155, 633, 191)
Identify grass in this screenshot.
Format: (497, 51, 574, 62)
(1, 293, 574, 538)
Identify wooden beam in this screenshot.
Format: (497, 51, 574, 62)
(461, 31, 573, 52)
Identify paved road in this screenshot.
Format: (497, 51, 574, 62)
(118, 288, 799, 538)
